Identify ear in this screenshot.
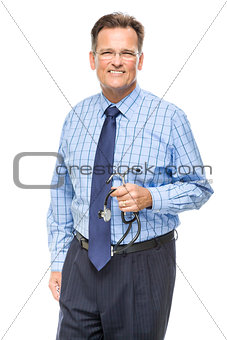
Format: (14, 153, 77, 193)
(89, 51, 96, 70)
(137, 52, 144, 71)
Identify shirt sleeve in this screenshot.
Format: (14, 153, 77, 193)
(47, 111, 75, 272)
(147, 109, 214, 214)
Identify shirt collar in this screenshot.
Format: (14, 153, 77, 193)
(99, 83, 143, 120)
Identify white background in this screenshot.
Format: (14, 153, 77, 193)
(0, 1, 226, 339)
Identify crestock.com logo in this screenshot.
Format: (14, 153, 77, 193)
(13, 152, 213, 189)
(13, 152, 64, 189)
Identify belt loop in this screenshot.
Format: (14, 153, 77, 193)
(174, 229, 178, 241)
(155, 238, 161, 250)
(79, 236, 84, 248)
(122, 250, 127, 257)
(117, 249, 127, 257)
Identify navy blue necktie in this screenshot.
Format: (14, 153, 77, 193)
(88, 106, 121, 271)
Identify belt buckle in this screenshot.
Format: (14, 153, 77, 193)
(111, 245, 114, 257)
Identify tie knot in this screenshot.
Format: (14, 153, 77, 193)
(104, 106, 121, 119)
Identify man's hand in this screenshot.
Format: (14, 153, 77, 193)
(110, 183, 152, 212)
(49, 271, 62, 301)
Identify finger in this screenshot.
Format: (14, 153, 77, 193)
(110, 185, 128, 197)
(119, 207, 139, 212)
(49, 281, 60, 301)
(120, 205, 140, 212)
(118, 194, 131, 202)
(110, 186, 120, 197)
(119, 206, 134, 212)
(49, 275, 62, 301)
(118, 199, 130, 208)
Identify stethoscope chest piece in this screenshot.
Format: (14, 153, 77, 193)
(98, 187, 117, 222)
(98, 207, 111, 222)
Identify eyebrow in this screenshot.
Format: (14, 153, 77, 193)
(98, 48, 137, 53)
(98, 48, 113, 52)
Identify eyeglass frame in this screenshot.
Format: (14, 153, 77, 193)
(93, 49, 142, 61)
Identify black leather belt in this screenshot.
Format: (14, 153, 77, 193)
(75, 230, 175, 256)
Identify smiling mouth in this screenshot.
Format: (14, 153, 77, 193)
(108, 70, 125, 74)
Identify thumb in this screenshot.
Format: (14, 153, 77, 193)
(110, 187, 118, 196)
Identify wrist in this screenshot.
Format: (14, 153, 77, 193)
(145, 188, 153, 209)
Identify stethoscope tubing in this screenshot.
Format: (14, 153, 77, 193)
(101, 172, 142, 254)
(113, 211, 141, 254)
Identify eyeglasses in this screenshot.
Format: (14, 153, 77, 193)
(94, 50, 141, 61)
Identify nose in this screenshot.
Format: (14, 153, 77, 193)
(111, 53, 123, 67)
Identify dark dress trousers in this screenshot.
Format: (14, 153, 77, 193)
(56, 234, 176, 340)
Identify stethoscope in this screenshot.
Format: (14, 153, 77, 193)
(98, 171, 141, 255)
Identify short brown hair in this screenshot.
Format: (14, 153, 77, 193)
(91, 12, 145, 53)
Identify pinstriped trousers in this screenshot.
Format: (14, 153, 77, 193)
(56, 234, 176, 340)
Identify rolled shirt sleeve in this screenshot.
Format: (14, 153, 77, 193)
(147, 109, 213, 214)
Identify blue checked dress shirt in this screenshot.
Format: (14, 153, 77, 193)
(47, 84, 214, 271)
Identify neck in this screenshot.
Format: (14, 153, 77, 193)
(101, 82, 137, 103)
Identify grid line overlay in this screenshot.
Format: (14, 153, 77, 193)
(47, 84, 213, 271)
(1, 1, 226, 338)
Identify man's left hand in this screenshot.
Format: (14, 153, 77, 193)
(110, 183, 152, 212)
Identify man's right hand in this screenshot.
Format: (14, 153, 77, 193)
(49, 271, 62, 301)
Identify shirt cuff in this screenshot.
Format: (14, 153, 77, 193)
(146, 187, 169, 213)
(50, 251, 66, 272)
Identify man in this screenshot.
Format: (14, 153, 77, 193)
(47, 12, 213, 340)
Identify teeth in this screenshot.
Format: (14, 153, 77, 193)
(110, 71, 124, 74)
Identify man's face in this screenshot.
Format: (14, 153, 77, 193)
(89, 27, 144, 99)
